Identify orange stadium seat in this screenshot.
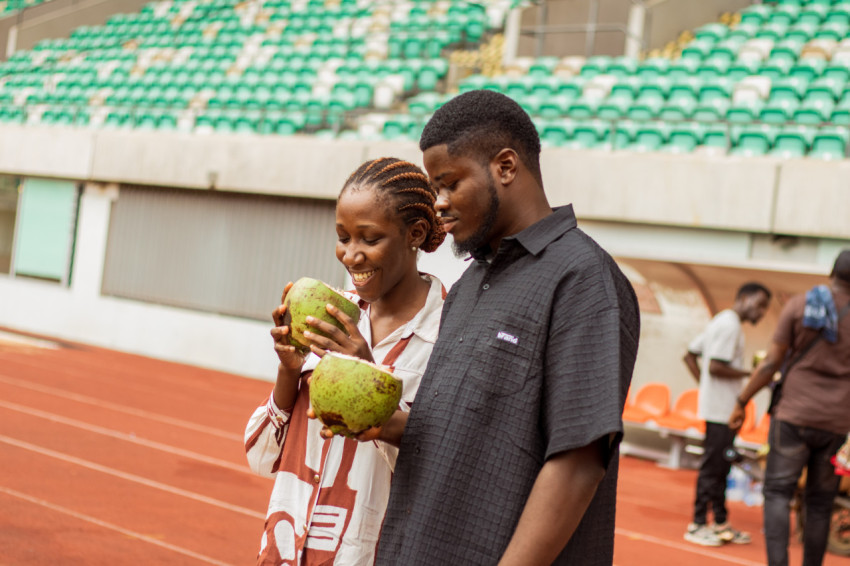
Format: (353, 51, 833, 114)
(655, 389, 706, 433)
(739, 412, 770, 446)
(622, 382, 670, 424)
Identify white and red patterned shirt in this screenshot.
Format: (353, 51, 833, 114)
(245, 275, 445, 566)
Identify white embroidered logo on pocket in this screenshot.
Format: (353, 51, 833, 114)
(496, 331, 518, 345)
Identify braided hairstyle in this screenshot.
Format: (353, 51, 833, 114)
(340, 157, 446, 253)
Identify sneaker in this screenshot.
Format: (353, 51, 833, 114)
(714, 522, 751, 544)
(684, 523, 723, 547)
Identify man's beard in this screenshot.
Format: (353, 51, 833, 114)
(452, 177, 500, 257)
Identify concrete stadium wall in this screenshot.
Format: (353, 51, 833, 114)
(0, 126, 847, 384)
(3, 125, 843, 239)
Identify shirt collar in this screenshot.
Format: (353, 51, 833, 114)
(472, 204, 578, 259)
(366, 274, 445, 347)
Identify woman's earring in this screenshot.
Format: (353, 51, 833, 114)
(411, 246, 417, 251)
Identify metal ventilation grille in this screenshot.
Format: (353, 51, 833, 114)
(102, 185, 344, 321)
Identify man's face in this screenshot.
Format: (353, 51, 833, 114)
(742, 291, 770, 324)
(423, 144, 500, 257)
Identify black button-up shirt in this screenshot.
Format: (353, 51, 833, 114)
(377, 205, 641, 565)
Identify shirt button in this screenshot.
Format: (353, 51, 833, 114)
(313, 474, 320, 483)
(483, 283, 489, 290)
(459, 336, 463, 342)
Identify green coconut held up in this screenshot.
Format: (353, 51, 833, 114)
(283, 277, 361, 353)
(309, 352, 403, 436)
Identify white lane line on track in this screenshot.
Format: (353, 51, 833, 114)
(0, 399, 253, 475)
(0, 435, 265, 520)
(615, 528, 763, 566)
(0, 373, 242, 441)
(0, 485, 235, 566)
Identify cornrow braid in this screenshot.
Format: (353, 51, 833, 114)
(340, 157, 446, 253)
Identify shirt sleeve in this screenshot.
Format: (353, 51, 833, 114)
(244, 391, 292, 478)
(704, 313, 740, 365)
(542, 259, 640, 463)
(688, 331, 705, 356)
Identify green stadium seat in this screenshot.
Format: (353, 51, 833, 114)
(694, 23, 729, 43)
(568, 120, 611, 149)
(667, 58, 699, 79)
(770, 5, 800, 26)
(726, 98, 765, 123)
(701, 123, 731, 151)
(769, 76, 808, 102)
(728, 22, 759, 42)
(699, 77, 733, 102)
(731, 125, 776, 156)
(596, 97, 630, 120)
(606, 57, 639, 77)
(664, 122, 705, 153)
(830, 100, 850, 124)
(756, 22, 791, 43)
(538, 94, 574, 118)
(799, 4, 829, 25)
(790, 58, 826, 81)
(825, 4, 850, 26)
(637, 57, 670, 79)
(658, 97, 697, 121)
(809, 126, 849, 159)
(728, 58, 761, 81)
(739, 4, 772, 26)
(626, 95, 663, 121)
(760, 98, 800, 123)
(786, 21, 819, 42)
(579, 56, 612, 77)
(567, 97, 599, 119)
(696, 57, 731, 79)
(793, 98, 835, 124)
(539, 119, 572, 147)
(814, 22, 849, 41)
(681, 40, 713, 62)
(692, 98, 730, 122)
(805, 77, 844, 103)
(610, 120, 639, 150)
(769, 126, 814, 158)
(629, 123, 671, 152)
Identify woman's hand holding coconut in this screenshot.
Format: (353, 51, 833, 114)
(302, 304, 373, 362)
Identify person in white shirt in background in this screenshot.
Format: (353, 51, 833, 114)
(244, 157, 446, 566)
(682, 282, 772, 547)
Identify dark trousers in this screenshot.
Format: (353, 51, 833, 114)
(693, 421, 737, 525)
(763, 419, 844, 566)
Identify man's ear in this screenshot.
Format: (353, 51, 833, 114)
(492, 148, 519, 186)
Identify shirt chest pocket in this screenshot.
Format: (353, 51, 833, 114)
(466, 310, 541, 398)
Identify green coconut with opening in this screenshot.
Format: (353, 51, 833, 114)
(283, 277, 361, 353)
(309, 352, 403, 436)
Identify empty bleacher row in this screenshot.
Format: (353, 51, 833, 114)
(623, 382, 771, 469)
(0, 0, 507, 133)
(0, 0, 848, 159)
(0, 0, 51, 16)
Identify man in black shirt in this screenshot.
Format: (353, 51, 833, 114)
(346, 90, 640, 564)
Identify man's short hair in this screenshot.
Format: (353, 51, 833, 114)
(736, 282, 772, 300)
(831, 249, 850, 283)
(419, 90, 543, 184)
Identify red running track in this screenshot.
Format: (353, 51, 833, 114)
(0, 328, 847, 565)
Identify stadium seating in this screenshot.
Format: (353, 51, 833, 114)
(622, 382, 671, 425)
(654, 389, 705, 433)
(0, 0, 847, 159)
(0, 0, 507, 134)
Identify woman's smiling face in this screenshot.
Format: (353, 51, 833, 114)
(335, 187, 414, 303)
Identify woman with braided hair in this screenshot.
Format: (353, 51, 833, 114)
(245, 157, 446, 566)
